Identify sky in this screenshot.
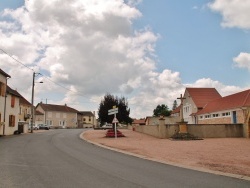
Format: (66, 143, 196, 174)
(0, 0, 250, 119)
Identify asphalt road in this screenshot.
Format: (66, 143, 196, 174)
(0, 129, 249, 188)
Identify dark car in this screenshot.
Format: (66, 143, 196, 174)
(38, 124, 50, 130)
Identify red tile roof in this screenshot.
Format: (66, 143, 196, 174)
(38, 103, 79, 113)
(7, 86, 22, 98)
(133, 118, 146, 125)
(186, 88, 222, 108)
(196, 89, 250, 115)
(171, 105, 181, 114)
(79, 111, 94, 116)
(35, 110, 44, 115)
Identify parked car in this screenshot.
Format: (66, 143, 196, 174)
(28, 124, 39, 130)
(101, 124, 113, 130)
(37, 124, 50, 130)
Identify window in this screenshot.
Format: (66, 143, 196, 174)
(222, 112, 230, 117)
(205, 115, 211, 119)
(0, 113, 1, 122)
(9, 115, 15, 127)
(0, 81, 6, 97)
(11, 95, 15, 107)
(212, 114, 219, 118)
(46, 120, 53, 125)
(199, 116, 203, 120)
(89, 116, 91, 121)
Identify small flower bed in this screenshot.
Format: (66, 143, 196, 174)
(105, 129, 125, 138)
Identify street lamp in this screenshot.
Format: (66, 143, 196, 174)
(30, 72, 43, 133)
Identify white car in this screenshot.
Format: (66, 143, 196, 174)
(102, 124, 113, 129)
(28, 124, 39, 130)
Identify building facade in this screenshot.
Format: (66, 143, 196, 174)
(36, 103, 79, 128)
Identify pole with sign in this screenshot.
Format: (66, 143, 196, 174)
(108, 107, 119, 138)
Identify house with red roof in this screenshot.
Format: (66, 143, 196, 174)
(181, 87, 250, 137)
(182, 88, 222, 124)
(196, 89, 250, 125)
(36, 102, 79, 128)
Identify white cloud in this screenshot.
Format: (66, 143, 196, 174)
(0, 0, 247, 118)
(208, 0, 250, 29)
(233, 52, 250, 72)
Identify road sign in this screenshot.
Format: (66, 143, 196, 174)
(108, 108, 118, 115)
(112, 117, 119, 123)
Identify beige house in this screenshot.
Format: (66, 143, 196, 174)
(181, 88, 250, 125)
(17, 92, 32, 133)
(0, 69, 12, 135)
(77, 111, 96, 128)
(0, 70, 21, 136)
(34, 110, 44, 125)
(196, 89, 250, 124)
(35, 103, 79, 128)
(182, 88, 221, 124)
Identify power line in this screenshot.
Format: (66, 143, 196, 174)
(0, 48, 34, 71)
(0, 48, 90, 99)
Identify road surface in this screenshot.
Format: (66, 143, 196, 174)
(0, 129, 249, 188)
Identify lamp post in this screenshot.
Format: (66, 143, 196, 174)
(30, 72, 43, 133)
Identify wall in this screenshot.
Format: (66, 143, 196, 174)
(145, 116, 180, 125)
(188, 124, 243, 138)
(133, 123, 243, 139)
(134, 124, 179, 138)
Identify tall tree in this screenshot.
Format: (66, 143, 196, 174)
(153, 104, 171, 117)
(98, 93, 132, 125)
(172, 100, 178, 110)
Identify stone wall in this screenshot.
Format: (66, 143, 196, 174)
(133, 123, 244, 139)
(188, 124, 243, 138)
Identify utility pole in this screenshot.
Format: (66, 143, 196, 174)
(30, 72, 43, 133)
(30, 72, 35, 133)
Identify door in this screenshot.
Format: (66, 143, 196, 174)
(232, 111, 237, 123)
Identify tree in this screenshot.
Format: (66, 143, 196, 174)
(153, 104, 171, 117)
(172, 100, 178, 110)
(98, 93, 132, 125)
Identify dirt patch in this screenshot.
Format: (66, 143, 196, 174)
(83, 129, 250, 178)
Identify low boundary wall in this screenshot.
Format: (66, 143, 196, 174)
(132, 123, 244, 139)
(188, 124, 243, 138)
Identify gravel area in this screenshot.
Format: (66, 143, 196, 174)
(83, 129, 250, 178)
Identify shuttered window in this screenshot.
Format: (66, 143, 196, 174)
(11, 95, 15, 107)
(0, 81, 6, 97)
(9, 115, 15, 127)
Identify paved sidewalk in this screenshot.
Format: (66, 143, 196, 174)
(82, 129, 250, 180)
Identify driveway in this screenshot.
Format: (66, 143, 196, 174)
(83, 129, 250, 179)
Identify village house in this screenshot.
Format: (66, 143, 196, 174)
(182, 88, 222, 124)
(196, 89, 250, 124)
(77, 111, 97, 128)
(0, 69, 10, 135)
(182, 88, 250, 126)
(17, 91, 32, 133)
(35, 102, 79, 128)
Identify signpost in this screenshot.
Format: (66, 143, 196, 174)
(108, 107, 119, 138)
